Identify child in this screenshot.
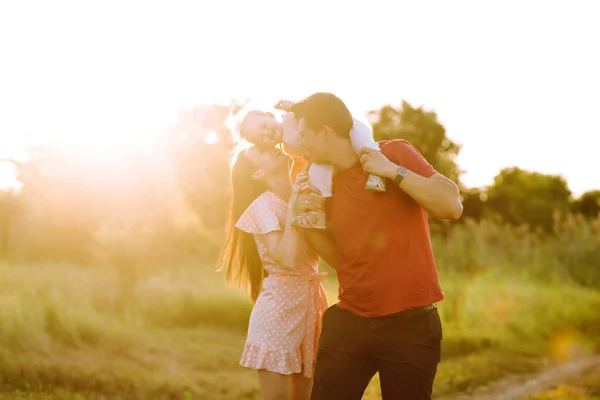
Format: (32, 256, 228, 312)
(233, 101, 385, 229)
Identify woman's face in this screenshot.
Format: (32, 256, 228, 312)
(244, 145, 291, 190)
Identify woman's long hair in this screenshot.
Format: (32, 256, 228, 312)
(218, 150, 269, 303)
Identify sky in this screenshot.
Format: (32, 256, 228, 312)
(0, 0, 599, 196)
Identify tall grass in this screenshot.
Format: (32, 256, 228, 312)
(0, 262, 598, 400)
(0, 216, 599, 399)
(0, 262, 254, 399)
(431, 214, 600, 286)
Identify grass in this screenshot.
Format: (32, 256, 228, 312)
(0, 261, 599, 399)
(529, 364, 600, 399)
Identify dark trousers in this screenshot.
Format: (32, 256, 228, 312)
(310, 304, 442, 400)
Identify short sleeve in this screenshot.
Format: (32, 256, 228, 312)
(235, 194, 282, 235)
(381, 140, 436, 178)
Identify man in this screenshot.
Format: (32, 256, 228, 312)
(290, 93, 463, 400)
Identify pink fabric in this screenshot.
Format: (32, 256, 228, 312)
(235, 191, 328, 378)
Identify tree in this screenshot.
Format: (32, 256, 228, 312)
(368, 100, 462, 184)
(572, 190, 600, 219)
(485, 167, 572, 233)
(163, 104, 232, 232)
(460, 188, 488, 221)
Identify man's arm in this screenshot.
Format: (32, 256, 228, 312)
(394, 171, 463, 220)
(303, 229, 342, 269)
(359, 146, 463, 221)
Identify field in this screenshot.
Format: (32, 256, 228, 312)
(0, 257, 599, 400)
(529, 363, 600, 400)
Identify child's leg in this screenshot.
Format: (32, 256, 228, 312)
(291, 164, 331, 230)
(349, 118, 380, 154)
(350, 118, 386, 192)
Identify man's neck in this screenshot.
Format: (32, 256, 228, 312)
(329, 140, 359, 171)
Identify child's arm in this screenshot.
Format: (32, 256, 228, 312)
(274, 100, 295, 112)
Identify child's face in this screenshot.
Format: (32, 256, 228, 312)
(241, 111, 283, 148)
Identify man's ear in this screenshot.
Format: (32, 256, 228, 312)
(252, 170, 265, 180)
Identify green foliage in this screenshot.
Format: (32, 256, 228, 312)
(164, 105, 233, 231)
(484, 167, 572, 233)
(0, 105, 235, 266)
(460, 187, 488, 221)
(0, 101, 598, 287)
(433, 214, 600, 287)
(0, 99, 598, 399)
(572, 190, 600, 219)
(369, 100, 463, 183)
(0, 261, 599, 399)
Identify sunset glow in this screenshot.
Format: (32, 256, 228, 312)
(1, 1, 599, 195)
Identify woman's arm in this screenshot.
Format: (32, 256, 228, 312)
(292, 183, 343, 268)
(255, 174, 309, 270)
(303, 229, 342, 269)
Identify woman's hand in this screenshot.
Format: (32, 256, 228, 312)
(292, 178, 325, 215)
(285, 172, 309, 224)
(287, 172, 322, 220)
(291, 172, 310, 199)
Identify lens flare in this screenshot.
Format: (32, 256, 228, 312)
(204, 130, 219, 145)
(547, 328, 593, 362)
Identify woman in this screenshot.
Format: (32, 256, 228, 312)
(218, 144, 328, 400)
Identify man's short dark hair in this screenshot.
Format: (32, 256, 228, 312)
(291, 92, 353, 138)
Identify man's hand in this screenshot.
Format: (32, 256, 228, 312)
(360, 146, 463, 220)
(358, 148, 397, 179)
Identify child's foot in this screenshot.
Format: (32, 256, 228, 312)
(365, 174, 386, 192)
(291, 211, 327, 230)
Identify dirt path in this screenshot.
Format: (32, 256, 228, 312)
(438, 355, 600, 400)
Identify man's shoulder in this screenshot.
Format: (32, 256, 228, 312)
(378, 139, 436, 178)
(378, 139, 414, 156)
(377, 138, 412, 145)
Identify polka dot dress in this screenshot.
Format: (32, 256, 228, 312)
(235, 191, 328, 379)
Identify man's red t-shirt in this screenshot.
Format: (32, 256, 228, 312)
(325, 139, 445, 318)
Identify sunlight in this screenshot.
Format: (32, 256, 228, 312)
(547, 328, 594, 362)
(50, 134, 140, 164)
(0, 164, 21, 191)
(204, 130, 219, 145)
